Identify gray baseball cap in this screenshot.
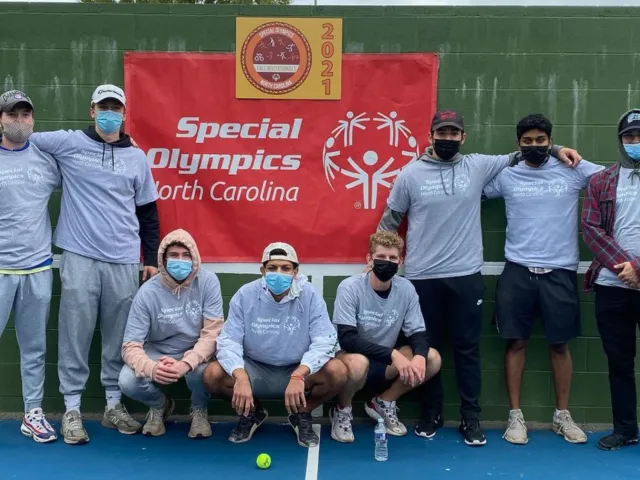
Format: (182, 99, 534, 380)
(0, 90, 34, 112)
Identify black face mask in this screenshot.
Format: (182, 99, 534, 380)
(433, 139, 461, 161)
(372, 259, 399, 282)
(521, 146, 549, 166)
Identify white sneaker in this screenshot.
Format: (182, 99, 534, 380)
(503, 409, 528, 445)
(188, 408, 212, 439)
(21, 408, 57, 443)
(552, 410, 587, 444)
(330, 406, 355, 443)
(364, 397, 407, 436)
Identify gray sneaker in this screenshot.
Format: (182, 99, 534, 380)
(188, 408, 212, 439)
(102, 404, 142, 435)
(553, 410, 587, 444)
(503, 409, 528, 445)
(142, 397, 175, 437)
(61, 410, 90, 445)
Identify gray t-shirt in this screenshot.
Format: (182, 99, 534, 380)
(216, 277, 338, 376)
(595, 167, 640, 290)
(483, 157, 604, 270)
(30, 130, 159, 264)
(123, 269, 224, 355)
(387, 153, 511, 280)
(0, 142, 60, 269)
(332, 272, 425, 348)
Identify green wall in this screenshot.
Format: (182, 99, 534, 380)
(1, 3, 639, 422)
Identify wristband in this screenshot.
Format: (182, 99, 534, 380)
(290, 374, 306, 382)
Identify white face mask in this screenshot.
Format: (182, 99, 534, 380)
(1, 121, 33, 144)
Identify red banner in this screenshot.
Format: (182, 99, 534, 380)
(124, 53, 438, 263)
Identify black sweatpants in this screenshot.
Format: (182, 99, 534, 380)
(411, 273, 485, 420)
(595, 284, 640, 438)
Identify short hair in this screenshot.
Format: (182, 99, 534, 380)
(369, 231, 404, 255)
(516, 114, 553, 141)
(262, 248, 299, 269)
(163, 241, 189, 262)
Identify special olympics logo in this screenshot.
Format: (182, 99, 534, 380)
(27, 167, 44, 185)
(240, 22, 312, 95)
(548, 179, 569, 197)
(322, 111, 420, 210)
(113, 157, 126, 175)
(185, 301, 202, 321)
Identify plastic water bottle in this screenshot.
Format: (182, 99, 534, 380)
(374, 418, 388, 461)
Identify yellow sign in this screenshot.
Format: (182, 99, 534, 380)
(236, 17, 343, 100)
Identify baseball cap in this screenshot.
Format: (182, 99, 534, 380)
(91, 84, 126, 106)
(261, 242, 299, 265)
(0, 90, 34, 112)
(431, 110, 464, 132)
(619, 111, 640, 135)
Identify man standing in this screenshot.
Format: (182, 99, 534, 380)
(582, 108, 640, 451)
(330, 231, 441, 443)
(378, 110, 580, 446)
(119, 229, 224, 439)
(30, 84, 160, 445)
(483, 113, 603, 445)
(203, 242, 346, 448)
(0, 90, 60, 443)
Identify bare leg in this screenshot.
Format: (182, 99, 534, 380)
(336, 353, 369, 407)
(301, 359, 348, 413)
(549, 343, 572, 411)
(505, 340, 528, 410)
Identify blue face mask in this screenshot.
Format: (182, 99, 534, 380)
(95, 110, 123, 135)
(166, 259, 192, 281)
(265, 272, 293, 295)
(624, 143, 640, 161)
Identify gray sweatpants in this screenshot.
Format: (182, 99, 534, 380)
(118, 349, 210, 410)
(0, 270, 52, 411)
(58, 251, 139, 397)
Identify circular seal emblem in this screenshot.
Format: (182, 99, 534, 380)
(240, 22, 312, 95)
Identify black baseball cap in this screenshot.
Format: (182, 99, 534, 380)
(619, 110, 640, 135)
(431, 110, 464, 132)
(0, 90, 34, 113)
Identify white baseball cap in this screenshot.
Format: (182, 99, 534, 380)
(91, 84, 126, 106)
(261, 242, 299, 265)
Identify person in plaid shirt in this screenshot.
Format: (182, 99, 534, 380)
(582, 108, 640, 451)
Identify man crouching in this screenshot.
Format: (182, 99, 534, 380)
(203, 242, 347, 448)
(330, 231, 441, 442)
(118, 229, 224, 438)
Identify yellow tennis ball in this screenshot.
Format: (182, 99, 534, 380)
(256, 453, 271, 469)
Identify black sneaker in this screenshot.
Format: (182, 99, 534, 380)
(415, 414, 444, 438)
(459, 417, 486, 446)
(228, 407, 268, 443)
(597, 433, 639, 451)
(288, 412, 319, 448)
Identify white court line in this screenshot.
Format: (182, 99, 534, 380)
(304, 424, 321, 480)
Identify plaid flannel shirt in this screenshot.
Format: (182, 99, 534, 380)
(581, 163, 640, 291)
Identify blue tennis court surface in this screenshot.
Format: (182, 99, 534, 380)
(0, 420, 639, 479)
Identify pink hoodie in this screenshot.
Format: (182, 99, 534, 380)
(121, 229, 224, 377)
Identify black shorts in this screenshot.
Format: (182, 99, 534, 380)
(362, 335, 409, 394)
(494, 261, 581, 344)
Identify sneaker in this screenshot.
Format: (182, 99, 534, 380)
(20, 408, 57, 443)
(228, 407, 268, 444)
(415, 414, 444, 438)
(330, 406, 354, 443)
(188, 407, 212, 439)
(364, 397, 407, 436)
(142, 396, 175, 437)
(102, 403, 142, 435)
(459, 417, 487, 446)
(503, 409, 528, 445)
(288, 412, 319, 448)
(552, 410, 587, 444)
(597, 432, 639, 451)
(61, 410, 89, 445)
